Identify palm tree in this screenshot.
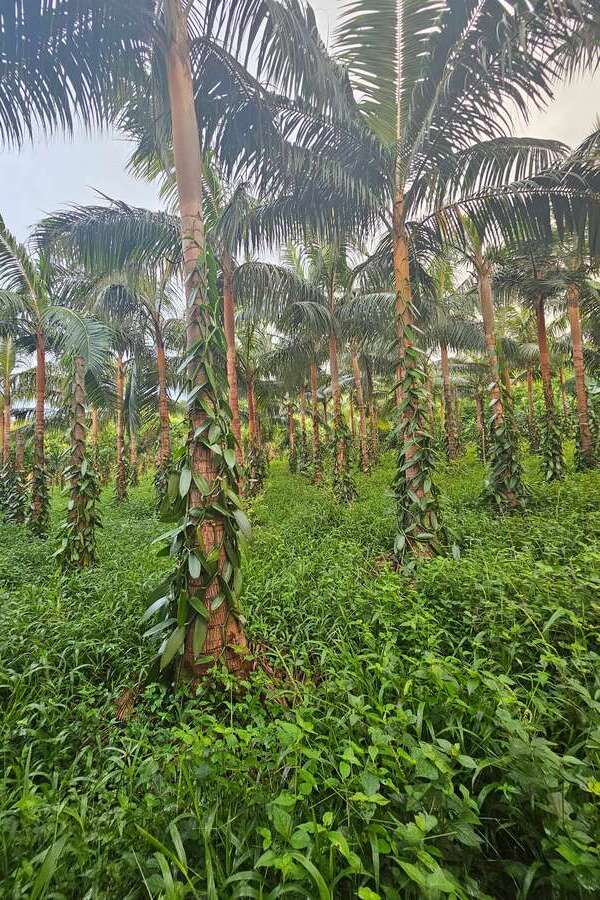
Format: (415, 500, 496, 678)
(49, 311, 110, 571)
(0, 218, 63, 534)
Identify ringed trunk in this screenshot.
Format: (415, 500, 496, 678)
(568, 283, 593, 464)
(156, 332, 171, 467)
(350, 346, 369, 472)
(440, 342, 458, 459)
(222, 252, 243, 466)
(165, 0, 247, 676)
(309, 362, 321, 482)
(115, 355, 127, 501)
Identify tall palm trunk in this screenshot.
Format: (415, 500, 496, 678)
(558, 365, 569, 420)
(287, 400, 296, 471)
(299, 385, 308, 473)
(64, 355, 97, 569)
(535, 295, 564, 480)
(365, 359, 379, 462)
(129, 429, 138, 484)
(155, 328, 171, 467)
(329, 325, 351, 493)
(15, 429, 24, 472)
(567, 283, 593, 466)
(392, 188, 439, 556)
(29, 330, 49, 533)
(247, 375, 258, 444)
(439, 342, 458, 459)
(526, 366, 539, 452)
(348, 389, 356, 444)
(475, 391, 486, 461)
(222, 252, 243, 466)
(476, 254, 523, 508)
(115, 355, 127, 501)
(309, 362, 322, 483)
(90, 406, 99, 455)
(350, 345, 369, 472)
(165, 0, 247, 676)
(3, 373, 10, 465)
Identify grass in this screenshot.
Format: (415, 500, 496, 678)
(1, 450, 599, 898)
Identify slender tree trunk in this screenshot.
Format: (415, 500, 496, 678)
(475, 392, 486, 460)
(350, 346, 369, 472)
(567, 283, 593, 464)
(15, 429, 24, 472)
(129, 429, 138, 481)
(477, 258, 505, 426)
(287, 401, 296, 457)
(440, 342, 458, 459)
(535, 294, 564, 480)
(29, 330, 47, 529)
(558, 365, 569, 419)
(535, 297, 555, 414)
(476, 255, 523, 507)
(115, 355, 127, 501)
(0, 413, 4, 469)
(165, 0, 247, 675)
(299, 385, 307, 470)
(349, 390, 356, 445)
(365, 359, 378, 462)
(329, 329, 346, 473)
(454, 392, 462, 448)
(393, 190, 439, 555)
(222, 252, 243, 466)
(322, 398, 328, 429)
(247, 376, 258, 444)
(155, 330, 171, 466)
(526, 367, 535, 438)
(91, 406, 99, 454)
(3, 374, 10, 466)
(66, 354, 95, 566)
(309, 362, 321, 482)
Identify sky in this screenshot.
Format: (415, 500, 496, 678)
(1, 0, 599, 242)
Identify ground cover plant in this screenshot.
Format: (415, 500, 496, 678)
(1, 449, 599, 899)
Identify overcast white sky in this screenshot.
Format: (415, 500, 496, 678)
(1, 0, 599, 241)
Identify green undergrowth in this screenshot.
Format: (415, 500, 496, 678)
(1, 451, 599, 898)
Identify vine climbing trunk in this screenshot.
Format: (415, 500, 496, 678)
(439, 342, 458, 459)
(3, 372, 10, 465)
(115, 355, 127, 501)
(156, 330, 171, 466)
(15, 429, 24, 472)
(91, 406, 99, 455)
(558, 366, 569, 420)
(309, 362, 322, 483)
(526, 366, 537, 450)
(392, 188, 439, 558)
(475, 392, 486, 461)
(350, 345, 369, 472)
(567, 283, 593, 466)
(476, 254, 523, 508)
(29, 330, 48, 534)
(165, 0, 248, 677)
(222, 252, 243, 467)
(535, 294, 564, 480)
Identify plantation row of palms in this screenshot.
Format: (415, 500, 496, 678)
(1, 0, 600, 681)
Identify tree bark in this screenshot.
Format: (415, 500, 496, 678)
(329, 328, 346, 473)
(165, 0, 247, 675)
(29, 330, 47, 527)
(535, 296, 555, 416)
(309, 362, 321, 482)
(155, 329, 171, 466)
(568, 283, 593, 463)
(526, 367, 535, 440)
(365, 359, 378, 461)
(115, 355, 127, 501)
(440, 342, 458, 459)
(15, 429, 24, 472)
(222, 252, 243, 466)
(90, 406, 99, 454)
(476, 256, 504, 426)
(287, 401, 296, 457)
(475, 392, 486, 460)
(558, 365, 569, 419)
(348, 389, 356, 444)
(3, 369, 10, 466)
(350, 345, 369, 472)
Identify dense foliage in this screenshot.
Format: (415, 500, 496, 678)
(1, 451, 599, 898)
